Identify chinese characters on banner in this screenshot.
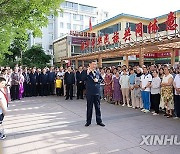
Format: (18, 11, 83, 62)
(166, 12, 178, 30)
(123, 27, 131, 42)
(148, 18, 159, 34)
(112, 31, 120, 43)
(81, 11, 178, 51)
(135, 22, 143, 37)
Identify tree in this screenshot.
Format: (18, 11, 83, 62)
(22, 45, 51, 68)
(0, 0, 64, 61)
(6, 33, 28, 61)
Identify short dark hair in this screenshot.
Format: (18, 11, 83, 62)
(1, 69, 7, 73)
(153, 70, 159, 74)
(89, 60, 97, 64)
(0, 77, 6, 83)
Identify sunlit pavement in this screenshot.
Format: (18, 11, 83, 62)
(1, 96, 180, 154)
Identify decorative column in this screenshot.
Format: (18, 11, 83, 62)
(125, 55, 129, 68)
(139, 47, 144, 67)
(98, 55, 102, 68)
(75, 59, 78, 69)
(171, 48, 175, 67)
(60, 60, 63, 67)
(82, 60, 85, 67)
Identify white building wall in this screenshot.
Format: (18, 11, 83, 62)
(28, 0, 109, 66)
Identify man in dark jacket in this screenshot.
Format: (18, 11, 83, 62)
(36, 68, 41, 96)
(48, 67, 56, 95)
(76, 66, 85, 99)
(83, 60, 105, 127)
(29, 68, 38, 97)
(40, 69, 48, 96)
(64, 66, 75, 100)
(11, 67, 20, 100)
(22, 67, 30, 97)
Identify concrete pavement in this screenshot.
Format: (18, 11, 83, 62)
(1, 96, 180, 154)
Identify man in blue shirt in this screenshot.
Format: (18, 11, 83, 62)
(83, 60, 105, 127)
(129, 68, 136, 108)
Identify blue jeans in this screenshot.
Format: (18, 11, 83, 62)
(141, 91, 151, 110)
(100, 85, 104, 99)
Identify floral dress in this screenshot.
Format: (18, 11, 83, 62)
(104, 73, 112, 98)
(160, 74, 174, 110)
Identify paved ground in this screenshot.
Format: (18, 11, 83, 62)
(1, 96, 180, 154)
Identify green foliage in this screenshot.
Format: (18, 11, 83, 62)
(0, 0, 64, 62)
(5, 32, 28, 62)
(22, 45, 51, 68)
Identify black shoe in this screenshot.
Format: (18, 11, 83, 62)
(164, 113, 169, 116)
(65, 98, 69, 100)
(85, 123, 91, 127)
(77, 98, 79, 100)
(70, 98, 73, 100)
(97, 123, 105, 127)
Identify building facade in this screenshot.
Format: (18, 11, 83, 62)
(54, 10, 180, 67)
(28, 0, 109, 66)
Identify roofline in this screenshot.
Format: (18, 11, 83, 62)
(83, 9, 180, 32)
(154, 9, 180, 19)
(53, 35, 68, 44)
(62, 0, 97, 9)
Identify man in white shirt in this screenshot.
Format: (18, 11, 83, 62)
(140, 66, 152, 113)
(0, 77, 8, 140)
(173, 68, 180, 119)
(120, 69, 131, 107)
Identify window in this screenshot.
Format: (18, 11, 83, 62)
(73, 3, 78, 10)
(73, 14, 77, 20)
(98, 23, 121, 36)
(66, 13, 71, 19)
(60, 12, 63, 17)
(79, 4, 96, 14)
(49, 45, 53, 49)
(60, 22, 64, 28)
(73, 24, 77, 30)
(80, 15, 83, 20)
(48, 23, 53, 30)
(49, 14, 54, 19)
(126, 22, 136, 31)
(143, 25, 148, 33)
(80, 25, 83, 30)
(61, 1, 78, 11)
(158, 22, 166, 32)
(35, 43, 42, 47)
(67, 1, 73, 8)
(60, 33, 64, 37)
(49, 34, 53, 41)
(92, 17, 95, 22)
(67, 23, 71, 29)
(105, 12, 108, 18)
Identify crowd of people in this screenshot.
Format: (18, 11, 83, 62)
(0, 63, 180, 139)
(0, 64, 180, 119)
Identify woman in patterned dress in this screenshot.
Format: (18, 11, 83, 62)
(112, 72, 122, 105)
(104, 68, 112, 103)
(161, 66, 174, 118)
